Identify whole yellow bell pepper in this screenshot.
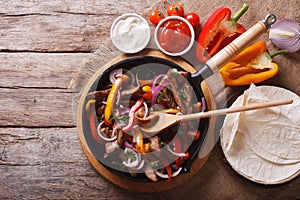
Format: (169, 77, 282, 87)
(219, 40, 288, 86)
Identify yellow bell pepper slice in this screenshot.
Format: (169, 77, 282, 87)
(104, 75, 130, 126)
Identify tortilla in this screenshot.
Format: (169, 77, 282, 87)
(220, 84, 300, 184)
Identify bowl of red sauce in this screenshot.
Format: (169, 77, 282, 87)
(154, 16, 195, 56)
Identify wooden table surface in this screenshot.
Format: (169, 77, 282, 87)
(1, 1, 299, 199)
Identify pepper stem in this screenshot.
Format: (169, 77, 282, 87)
(270, 50, 289, 58)
(231, 4, 249, 23)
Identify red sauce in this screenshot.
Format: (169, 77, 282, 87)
(157, 19, 192, 53)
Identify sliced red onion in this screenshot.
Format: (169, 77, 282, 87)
(151, 74, 165, 88)
(121, 112, 135, 132)
(97, 121, 117, 142)
(111, 122, 124, 137)
(132, 159, 145, 170)
(122, 99, 144, 132)
(109, 69, 123, 83)
(120, 108, 130, 115)
(122, 148, 141, 168)
(151, 80, 170, 105)
(155, 167, 182, 179)
(115, 90, 121, 105)
(135, 72, 141, 86)
(171, 167, 182, 177)
(167, 146, 187, 157)
(124, 69, 136, 86)
(143, 102, 149, 118)
(123, 140, 134, 149)
(269, 18, 300, 53)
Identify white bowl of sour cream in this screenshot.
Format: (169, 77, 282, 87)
(110, 13, 150, 54)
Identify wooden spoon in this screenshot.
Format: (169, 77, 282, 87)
(141, 99, 293, 135)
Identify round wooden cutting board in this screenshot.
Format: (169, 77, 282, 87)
(76, 50, 218, 192)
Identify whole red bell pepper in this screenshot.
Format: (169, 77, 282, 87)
(196, 4, 249, 62)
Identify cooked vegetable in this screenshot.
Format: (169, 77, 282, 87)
(149, 10, 165, 26)
(122, 98, 144, 132)
(96, 121, 117, 142)
(196, 4, 248, 62)
(86, 99, 102, 143)
(123, 148, 143, 169)
(104, 75, 130, 126)
(219, 41, 288, 86)
(142, 85, 153, 99)
(269, 18, 300, 53)
(155, 167, 182, 180)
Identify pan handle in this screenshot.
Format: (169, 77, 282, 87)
(206, 13, 276, 72)
(191, 14, 276, 83)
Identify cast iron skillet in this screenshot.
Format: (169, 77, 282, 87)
(83, 56, 208, 181)
(81, 14, 276, 181)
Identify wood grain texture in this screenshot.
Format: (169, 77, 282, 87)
(0, 128, 159, 199)
(0, 87, 74, 127)
(0, 0, 150, 52)
(0, 53, 96, 88)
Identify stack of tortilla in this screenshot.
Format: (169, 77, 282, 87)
(220, 84, 300, 184)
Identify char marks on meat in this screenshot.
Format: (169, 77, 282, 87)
(167, 69, 189, 114)
(116, 128, 125, 146)
(161, 87, 178, 109)
(87, 89, 110, 102)
(183, 82, 194, 114)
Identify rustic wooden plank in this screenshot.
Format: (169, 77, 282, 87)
(0, 0, 150, 15)
(0, 14, 111, 52)
(0, 127, 158, 199)
(0, 88, 74, 127)
(0, 0, 150, 52)
(0, 53, 96, 89)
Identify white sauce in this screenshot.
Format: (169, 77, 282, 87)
(111, 14, 150, 53)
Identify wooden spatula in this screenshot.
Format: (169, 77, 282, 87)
(141, 99, 293, 135)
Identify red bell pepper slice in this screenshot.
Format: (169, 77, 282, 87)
(86, 99, 102, 143)
(89, 111, 103, 143)
(196, 4, 248, 62)
(165, 164, 172, 181)
(142, 93, 153, 99)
